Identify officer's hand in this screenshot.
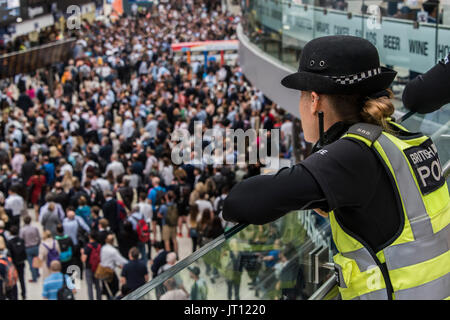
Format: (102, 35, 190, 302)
(313, 208, 329, 218)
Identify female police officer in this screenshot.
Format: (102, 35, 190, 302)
(222, 36, 450, 300)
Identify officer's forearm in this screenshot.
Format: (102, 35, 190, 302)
(223, 164, 328, 225)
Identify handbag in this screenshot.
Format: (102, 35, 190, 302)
(94, 264, 114, 281)
(32, 256, 43, 269)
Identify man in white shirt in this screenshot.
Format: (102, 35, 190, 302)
(105, 154, 125, 178)
(160, 278, 189, 300)
(195, 193, 214, 223)
(100, 234, 128, 271)
(99, 234, 128, 299)
(122, 111, 135, 139)
(5, 186, 25, 227)
(137, 193, 153, 224)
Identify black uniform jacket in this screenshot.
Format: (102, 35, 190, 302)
(223, 122, 402, 252)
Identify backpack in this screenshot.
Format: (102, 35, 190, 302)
(87, 243, 101, 273)
(0, 256, 18, 290)
(165, 204, 179, 227)
(132, 216, 150, 243)
(7, 237, 27, 265)
(42, 241, 60, 268)
(57, 274, 75, 300)
(216, 196, 226, 216)
(152, 188, 165, 207)
(56, 236, 73, 263)
(76, 220, 89, 248)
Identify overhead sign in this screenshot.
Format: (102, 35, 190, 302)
(0, 38, 76, 79)
(253, 1, 450, 73)
(172, 40, 239, 53)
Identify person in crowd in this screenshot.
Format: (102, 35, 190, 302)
(19, 215, 41, 283)
(40, 202, 62, 237)
(102, 191, 121, 238)
(38, 230, 61, 280)
(6, 225, 27, 299)
(75, 196, 91, 227)
(197, 209, 213, 248)
(157, 252, 178, 276)
(158, 191, 179, 256)
(42, 260, 76, 300)
(0, 236, 18, 300)
(120, 247, 149, 293)
(81, 231, 102, 300)
(159, 277, 189, 300)
(99, 234, 127, 299)
(55, 224, 75, 275)
(4, 185, 25, 229)
(127, 206, 148, 265)
(195, 192, 214, 223)
(147, 177, 166, 242)
(97, 218, 112, 246)
(187, 204, 200, 252)
(151, 241, 168, 279)
(188, 266, 208, 300)
(118, 220, 139, 259)
(62, 209, 90, 278)
(26, 169, 46, 220)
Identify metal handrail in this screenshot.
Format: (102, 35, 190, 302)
(308, 275, 339, 300)
(122, 223, 248, 300)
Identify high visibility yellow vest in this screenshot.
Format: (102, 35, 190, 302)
(329, 121, 450, 300)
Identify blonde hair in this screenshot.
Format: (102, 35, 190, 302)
(43, 230, 53, 240)
(326, 89, 395, 133)
(360, 92, 395, 132)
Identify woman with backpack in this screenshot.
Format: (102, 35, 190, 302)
(38, 230, 61, 279)
(0, 234, 19, 300)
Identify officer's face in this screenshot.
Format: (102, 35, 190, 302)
(299, 91, 317, 143)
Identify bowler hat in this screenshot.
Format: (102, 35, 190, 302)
(281, 36, 397, 95)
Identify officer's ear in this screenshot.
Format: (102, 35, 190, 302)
(310, 91, 321, 116)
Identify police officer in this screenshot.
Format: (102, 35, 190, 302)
(223, 35, 450, 300)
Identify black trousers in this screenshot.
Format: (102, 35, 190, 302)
(10, 215, 21, 229)
(226, 280, 240, 300)
(15, 263, 26, 299)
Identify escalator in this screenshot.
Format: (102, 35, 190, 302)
(123, 210, 340, 300)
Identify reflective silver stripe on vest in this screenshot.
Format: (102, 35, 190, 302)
(376, 135, 434, 240)
(384, 223, 450, 270)
(341, 248, 375, 272)
(395, 271, 450, 300)
(352, 288, 389, 300)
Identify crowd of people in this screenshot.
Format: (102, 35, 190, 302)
(0, 0, 302, 300)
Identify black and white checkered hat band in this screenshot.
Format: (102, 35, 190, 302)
(328, 68, 382, 85)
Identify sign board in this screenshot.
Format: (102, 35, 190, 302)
(0, 38, 76, 79)
(253, 0, 450, 73)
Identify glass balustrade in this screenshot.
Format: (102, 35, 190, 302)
(124, 210, 338, 300)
